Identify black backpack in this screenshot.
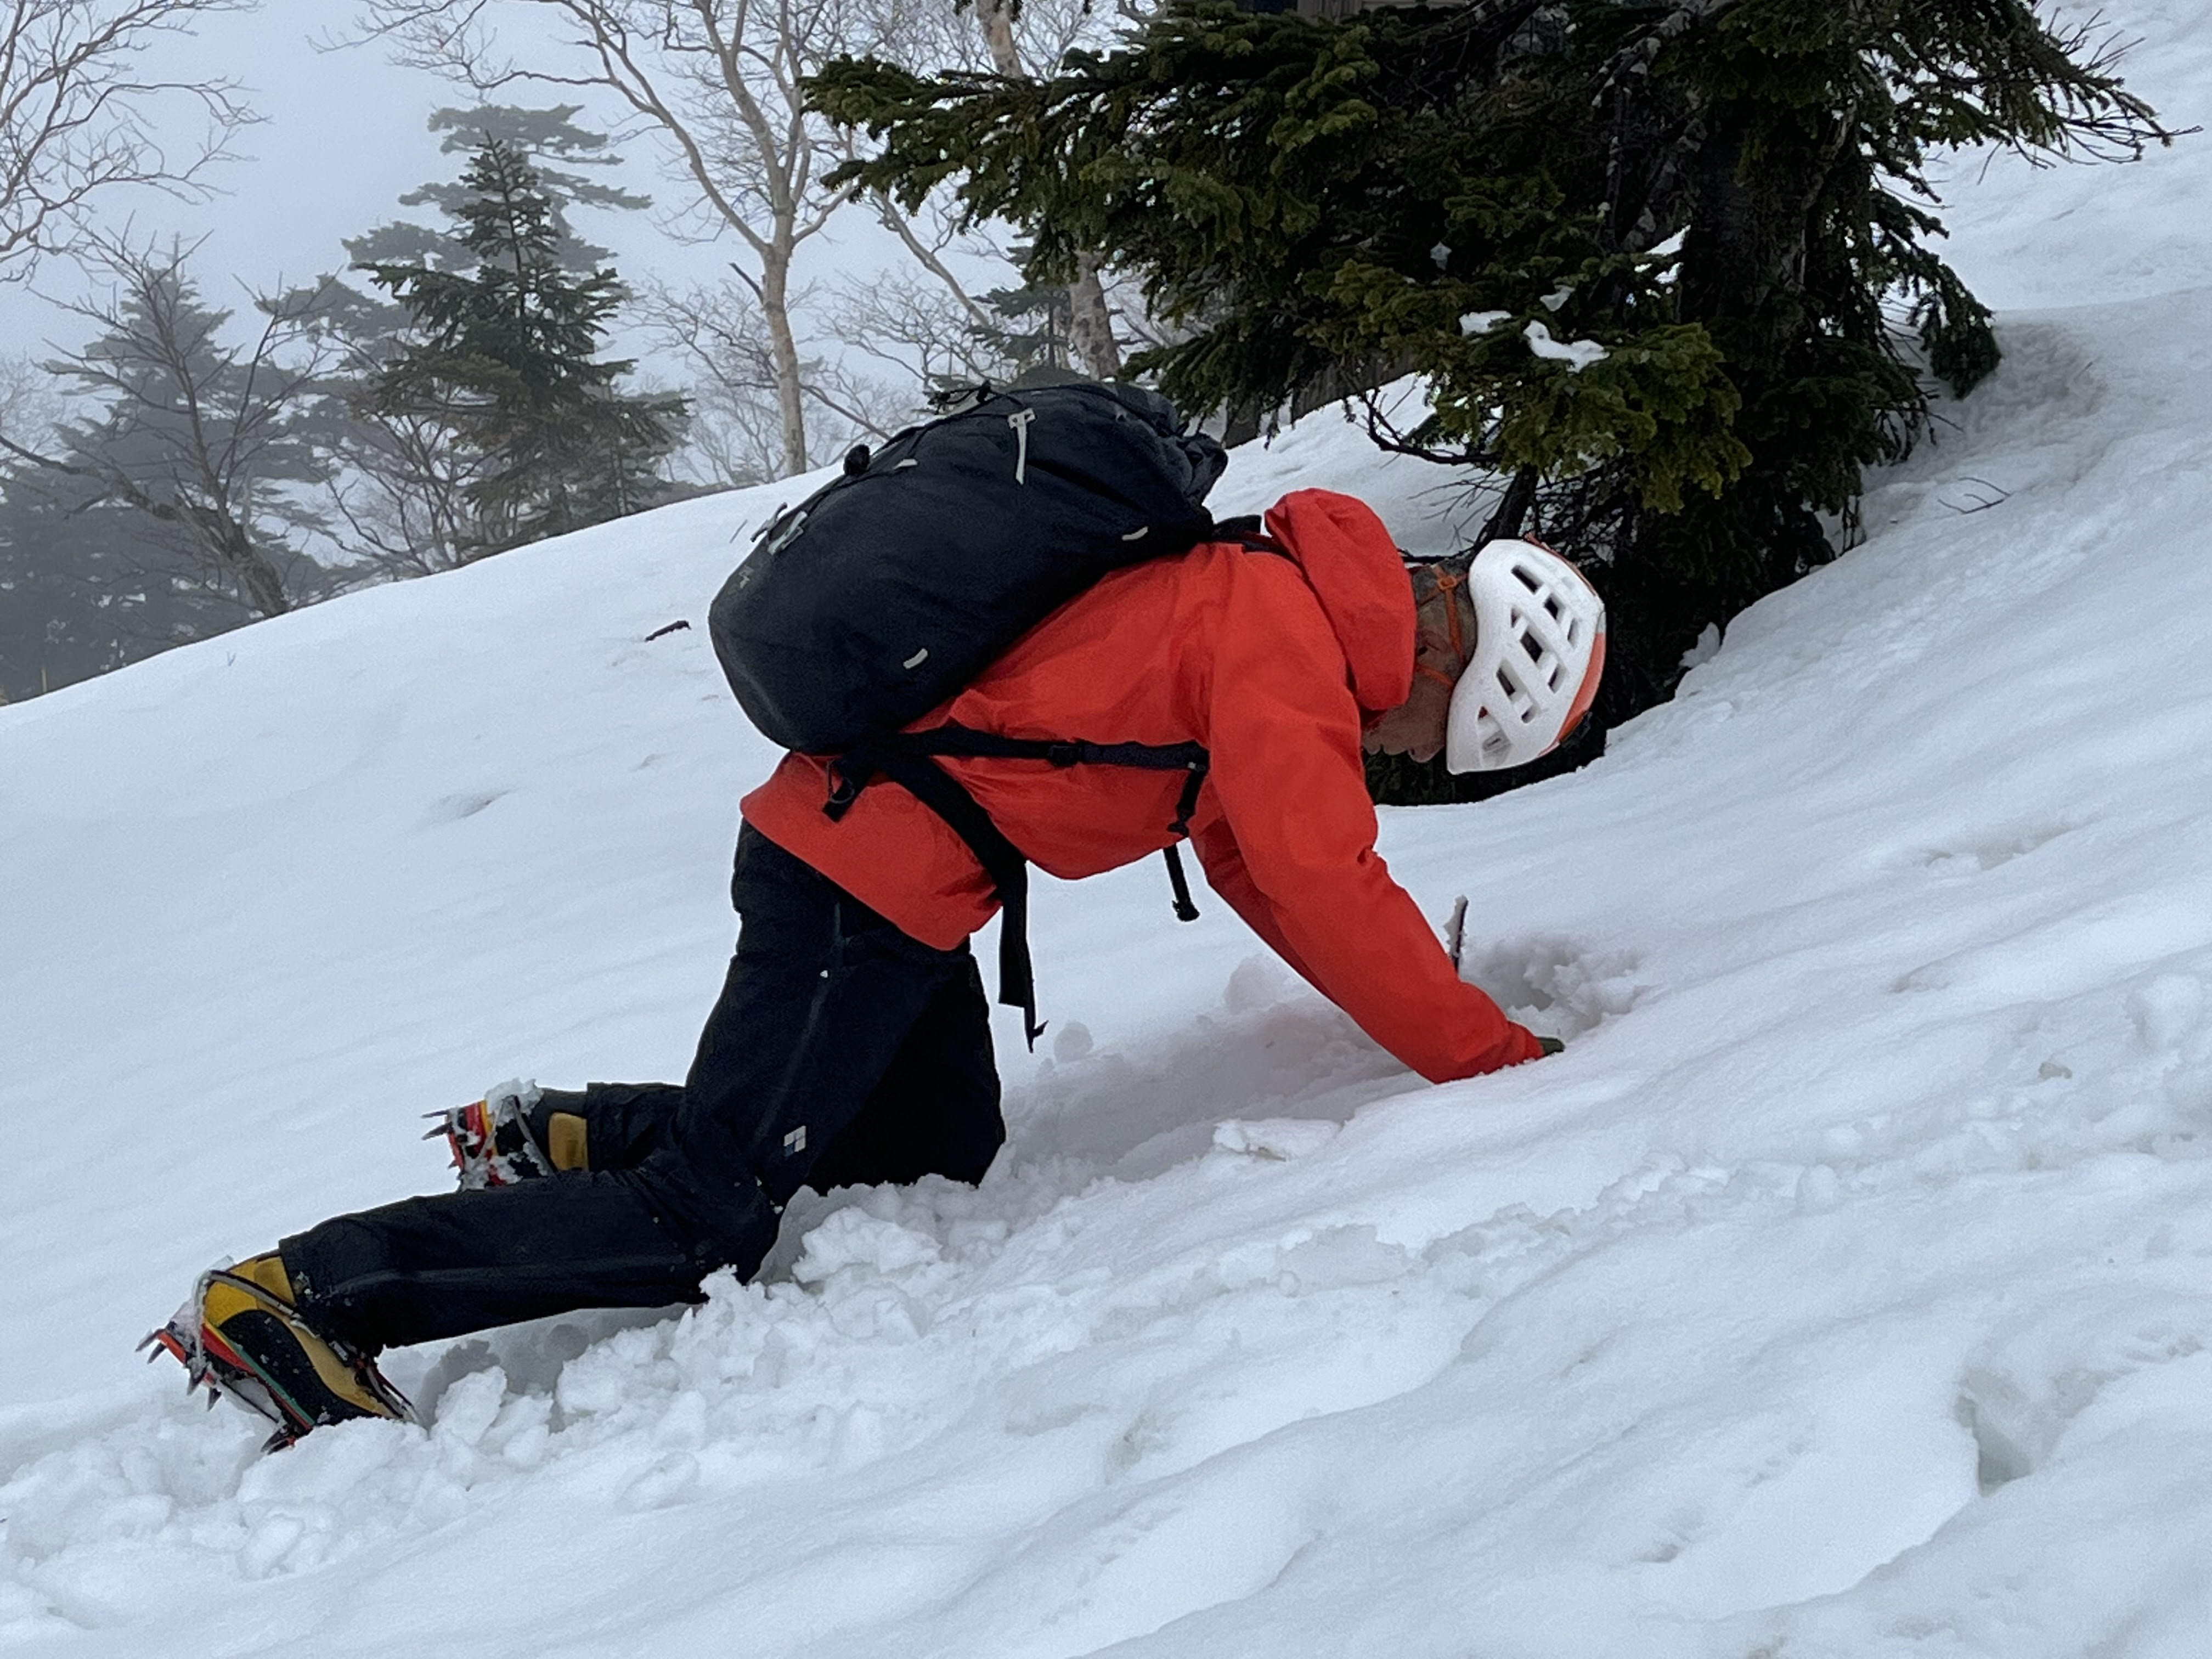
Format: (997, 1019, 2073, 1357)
(708, 382, 1238, 1043)
(710, 382, 1226, 751)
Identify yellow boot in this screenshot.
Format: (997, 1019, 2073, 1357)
(145, 1254, 414, 1447)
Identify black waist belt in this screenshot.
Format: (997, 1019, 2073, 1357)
(821, 723, 1209, 1046)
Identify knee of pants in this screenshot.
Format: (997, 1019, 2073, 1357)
(627, 1146, 781, 1272)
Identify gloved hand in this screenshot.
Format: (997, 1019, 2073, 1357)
(1537, 1035, 1565, 1057)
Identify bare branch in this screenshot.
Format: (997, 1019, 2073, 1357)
(37, 234, 334, 617)
(872, 190, 993, 331)
(0, 0, 259, 278)
(638, 270, 909, 480)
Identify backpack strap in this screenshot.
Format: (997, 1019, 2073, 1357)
(912, 727, 1212, 926)
(1212, 515, 1290, 559)
(888, 724, 1210, 777)
(830, 738, 1046, 1046)
(1160, 759, 1207, 923)
(821, 725, 1212, 1048)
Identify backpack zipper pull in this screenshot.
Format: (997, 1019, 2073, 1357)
(1007, 407, 1035, 484)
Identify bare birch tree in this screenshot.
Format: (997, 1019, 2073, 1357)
(823, 260, 1001, 389)
(639, 270, 903, 484)
(0, 0, 255, 278)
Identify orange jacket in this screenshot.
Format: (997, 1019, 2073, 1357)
(741, 488, 1542, 1082)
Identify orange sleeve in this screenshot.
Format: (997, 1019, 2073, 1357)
(1188, 563, 1542, 1084)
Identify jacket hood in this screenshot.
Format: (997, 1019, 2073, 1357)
(1261, 489, 1415, 713)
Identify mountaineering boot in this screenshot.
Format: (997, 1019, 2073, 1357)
(142, 1254, 414, 1449)
(426, 1079, 590, 1189)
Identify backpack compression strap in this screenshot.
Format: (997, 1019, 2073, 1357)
(823, 725, 1210, 1047)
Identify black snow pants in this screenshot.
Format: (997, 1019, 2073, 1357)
(282, 825, 1003, 1353)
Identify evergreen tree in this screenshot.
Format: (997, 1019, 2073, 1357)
(0, 242, 336, 665)
(973, 267, 1077, 383)
(815, 0, 2169, 800)
(315, 106, 656, 574)
(0, 473, 247, 703)
(348, 104, 653, 280)
(365, 139, 685, 552)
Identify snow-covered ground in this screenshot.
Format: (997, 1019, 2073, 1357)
(7, 8, 2212, 1652)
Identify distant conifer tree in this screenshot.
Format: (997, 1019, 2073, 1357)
(0, 476, 248, 702)
(366, 139, 685, 554)
(814, 0, 2171, 801)
(348, 103, 653, 283)
(0, 242, 337, 698)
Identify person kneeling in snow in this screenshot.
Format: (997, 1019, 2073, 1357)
(149, 489, 1604, 1446)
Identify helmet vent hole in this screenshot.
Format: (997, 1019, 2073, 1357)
(1494, 662, 1536, 716)
(1517, 629, 1556, 679)
(1514, 566, 1542, 592)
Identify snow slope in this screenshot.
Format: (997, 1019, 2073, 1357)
(6, 10, 2212, 1652)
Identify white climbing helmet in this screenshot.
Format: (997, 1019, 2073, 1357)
(1443, 537, 1607, 774)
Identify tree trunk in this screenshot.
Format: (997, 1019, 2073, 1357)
(1621, 97, 1846, 708)
(977, 0, 1121, 380)
(759, 236, 810, 477)
(103, 474, 294, 617)
(1476, 467, 1541, 548)
(1067, 254, 1123, 379)
(207, 509, 293, 618)
(238, 550, 292, 618)
(977, 0, 1021, 75)
(1676, 102, 1839, 383)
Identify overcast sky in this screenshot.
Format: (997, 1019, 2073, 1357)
(0, 0, 921, 380)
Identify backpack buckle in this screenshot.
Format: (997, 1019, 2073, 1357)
(823, 764, 864, 820)
(1044, 742, 1083, 768)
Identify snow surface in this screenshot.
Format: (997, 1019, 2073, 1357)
(7, 8, 2212, 1651)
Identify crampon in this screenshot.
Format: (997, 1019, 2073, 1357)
(425, 1080, 553, 1189)
(142, 1266, 415, 1452)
